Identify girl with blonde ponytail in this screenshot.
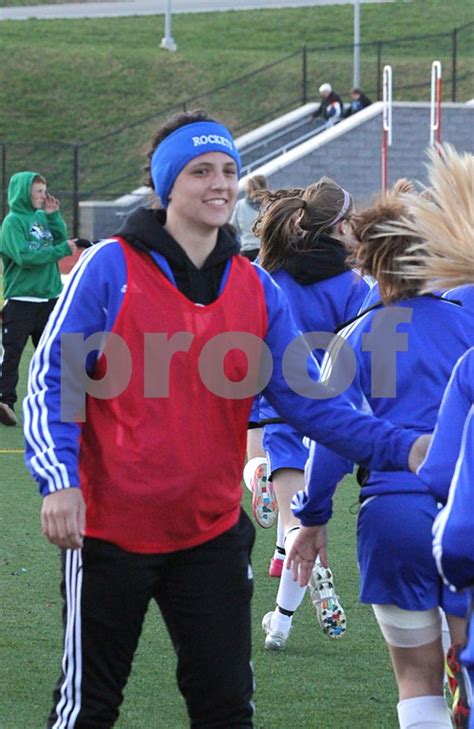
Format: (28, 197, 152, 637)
(404, 145, 474, 729)
(287, 150, 474, 728)
(386, 144, 474, 313)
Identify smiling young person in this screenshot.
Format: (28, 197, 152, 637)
(24, 110, 430, 728)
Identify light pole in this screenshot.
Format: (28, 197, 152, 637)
(430, 61, 442, 147)
(353, 0, 361, 88)
(381, 64, 393, 192)
(160, 0, 177, 52)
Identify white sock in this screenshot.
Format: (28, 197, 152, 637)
(439, 610, 450, 688)
(270, 609, 292, 634)
(275, 528, 307, 613)
(397, 696, 452, 729)
(276, 514, 285, 552)
(440, 610, 450, 654)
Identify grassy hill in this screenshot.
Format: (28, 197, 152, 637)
(1, 1, 472, 142)
(0, 0, 472, 226)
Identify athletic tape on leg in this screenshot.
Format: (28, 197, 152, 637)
(372, 604, 441, 648)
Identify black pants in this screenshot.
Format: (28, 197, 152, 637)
(0, 298, 57, 407)
(47, 510, 256, 728)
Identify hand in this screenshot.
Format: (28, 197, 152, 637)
(44, 192, 60, 214)
(67, 239, 78, 254)
(75, 238, 93, 249)
(286, 524, 328, 587)
(41, 488, 86, 550)
(408, 434, 432, 472)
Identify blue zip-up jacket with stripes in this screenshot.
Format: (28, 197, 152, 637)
(292, 296, 474, 526)
(359, 280, 381, 311)
(442, 284, 474, 313)
(258, 267, 370, 423)
(23, 240, 420, 497)
(426, 351, 474, 672)
(354, 280, 474, 314)
(422, 348, 474, 592)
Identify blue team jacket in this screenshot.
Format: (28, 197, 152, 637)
(257, 267, 370, 423)
(293, 296, 474, 526)
(423, 348, 474, 591)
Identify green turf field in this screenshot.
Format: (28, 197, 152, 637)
(0, 343, 404, 728)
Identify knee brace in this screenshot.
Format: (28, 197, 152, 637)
(372, 604, 441, 648)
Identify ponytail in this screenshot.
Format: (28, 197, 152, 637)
(258, 195, 306, 272)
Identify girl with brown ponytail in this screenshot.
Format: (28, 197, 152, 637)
(251, 177, 372, 651)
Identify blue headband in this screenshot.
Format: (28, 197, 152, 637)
(151, 121, 241, 208)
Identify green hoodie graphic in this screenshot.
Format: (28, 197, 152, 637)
(0, 171, 72, 299)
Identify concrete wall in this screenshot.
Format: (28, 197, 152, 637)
(79, 187, 153, 241)
(251, 102, 474, 206)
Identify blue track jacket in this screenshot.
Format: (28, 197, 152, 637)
(422, 348, 474, 592)
(292, 296, 474, 526)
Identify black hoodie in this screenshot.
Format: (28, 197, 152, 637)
(116, 207, 240, 305)
(282, 232, 350, 285)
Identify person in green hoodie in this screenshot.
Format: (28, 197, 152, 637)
(0, 171, 76, 426)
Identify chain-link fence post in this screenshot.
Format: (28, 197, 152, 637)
(302, 46, 308, 105)
(1, 144, 6, 220)
(72, 143, 80, 237)
(376, 42, 383, 100)
(451, 27, 458, 102)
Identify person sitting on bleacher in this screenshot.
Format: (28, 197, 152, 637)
(313, 83, 343, 126)
(343, 87, 372, 118)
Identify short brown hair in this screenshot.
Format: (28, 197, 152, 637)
(349, 197, 422, 303)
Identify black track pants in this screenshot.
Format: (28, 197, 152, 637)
(0, 298, 57, 407)
(47, 509, 256, 728)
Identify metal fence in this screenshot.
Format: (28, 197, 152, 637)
(1, 21, 472, 236)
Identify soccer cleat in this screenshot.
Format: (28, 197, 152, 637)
(262, 611, 290, 651)
(251, 461, 278, 529)
(308, 563, 347, 639)
(0, 402, 17, 426)
(446, 643, 471, 729)
(269, 556, 284, 578)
